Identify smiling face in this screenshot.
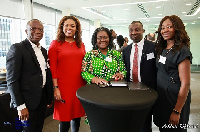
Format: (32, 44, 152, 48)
(161, 19, 175, 41)
(25, 20, 44, 45)
(63, 19, 76, 38)
(96, 31, 109, 51)
(129, 22, 145, 43)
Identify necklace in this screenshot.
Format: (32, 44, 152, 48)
(164, 45, 175, 56)
(158, 45, 175, 60)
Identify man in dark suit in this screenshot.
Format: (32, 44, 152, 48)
(6, 19, 53, 132)
(122, 21, 157, 132)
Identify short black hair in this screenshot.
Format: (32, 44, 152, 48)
(130, 21, 143, 28)
(26, 19, 43, 28)
(117, 35, 125, 48)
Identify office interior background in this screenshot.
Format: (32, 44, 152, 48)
(0, 0, 200, 71)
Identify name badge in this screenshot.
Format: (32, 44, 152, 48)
(147, 52, 155, 60)
(105, 56, 112, 62)
(159, 55, 166, 64)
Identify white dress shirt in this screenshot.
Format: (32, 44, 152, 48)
(17, 39, 47, 111)
(129, 39, 144, 82)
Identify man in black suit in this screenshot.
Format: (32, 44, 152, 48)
(122, 21, 157, 132)
(6, 19, 53, 132)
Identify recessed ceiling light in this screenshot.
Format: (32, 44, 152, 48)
(156, 6, 161, 8)
(182, 12, 186, 14)
(146, 20, 150, 21)
(82, 7, 112, 20)
(83, 0, 168, 8)
(186, 7, 200, 16)
(114, 19, 127, 20)
(158, 14, 162, 15)
(124, 9, 130, 11)
(49, 3, 55, 5)
(154, 24, 159, 25)
(191, 23, 195, 24)
(198, 17, 200, 18)
(186, 4, 192, 6)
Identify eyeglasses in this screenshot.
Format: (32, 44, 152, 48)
(97, 36, 109, 40)
(29, 27, 43, 32)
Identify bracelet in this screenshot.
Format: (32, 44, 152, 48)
(173, 109, 181, 115)
(53, 86, 59, 89)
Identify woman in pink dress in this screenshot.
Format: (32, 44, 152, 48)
(48, 16, 86, 132)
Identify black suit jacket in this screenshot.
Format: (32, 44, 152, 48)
(6, 39, 53, 110)
(122, 39, 157, 89)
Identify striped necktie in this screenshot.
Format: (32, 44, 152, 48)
(132, 43, 138, 82)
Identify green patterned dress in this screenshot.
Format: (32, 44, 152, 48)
(81, 49, 127, 84)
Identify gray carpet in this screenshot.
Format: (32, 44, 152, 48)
(43, 116, 91, 132)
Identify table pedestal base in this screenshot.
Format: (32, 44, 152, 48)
(81, 100, 152, 132)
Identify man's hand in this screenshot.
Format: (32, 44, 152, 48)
(18, 108, 29, 121)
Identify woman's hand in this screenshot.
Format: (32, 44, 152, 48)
(112, 73, 124, 81)
(54, 88, 62, 101)
(169, 112, 180, 126)
(91, 77, 108, 85)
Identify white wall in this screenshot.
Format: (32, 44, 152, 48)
(33, 3, 56, 25)
(0, 0, 24, 19)
(186, 23, 200, 65)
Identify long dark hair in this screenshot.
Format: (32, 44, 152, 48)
(91, 27, 113, 50)
(56, 16, 82, 48)
(155, 15, 190, 56)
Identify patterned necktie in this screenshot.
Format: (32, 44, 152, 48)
(132, 43, 138, 82)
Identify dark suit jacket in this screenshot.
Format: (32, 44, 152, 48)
(122, 39, 157, 89)
(6, 39, 53, 110)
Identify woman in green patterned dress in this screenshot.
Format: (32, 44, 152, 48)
(81, 27, 127, 85)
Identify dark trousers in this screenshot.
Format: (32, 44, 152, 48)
(141, 109, 152, 132)
(59, 118, 81, 132)
(22, 88, 47, 132)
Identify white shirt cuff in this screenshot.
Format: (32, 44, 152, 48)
(17, 103, 26, 111)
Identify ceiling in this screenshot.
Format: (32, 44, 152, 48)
(33, 0, 200, 26)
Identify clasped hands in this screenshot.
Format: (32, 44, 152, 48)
(91, 73, 124, 86)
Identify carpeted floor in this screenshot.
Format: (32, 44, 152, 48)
(43, 116, 91, 132)
(43, 73, 200, 132)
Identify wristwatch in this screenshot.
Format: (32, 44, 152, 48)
(53, 86, 59, 89)
(173, 109, 181, 115)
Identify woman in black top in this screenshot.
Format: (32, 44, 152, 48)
(153, 15, 192, 132)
